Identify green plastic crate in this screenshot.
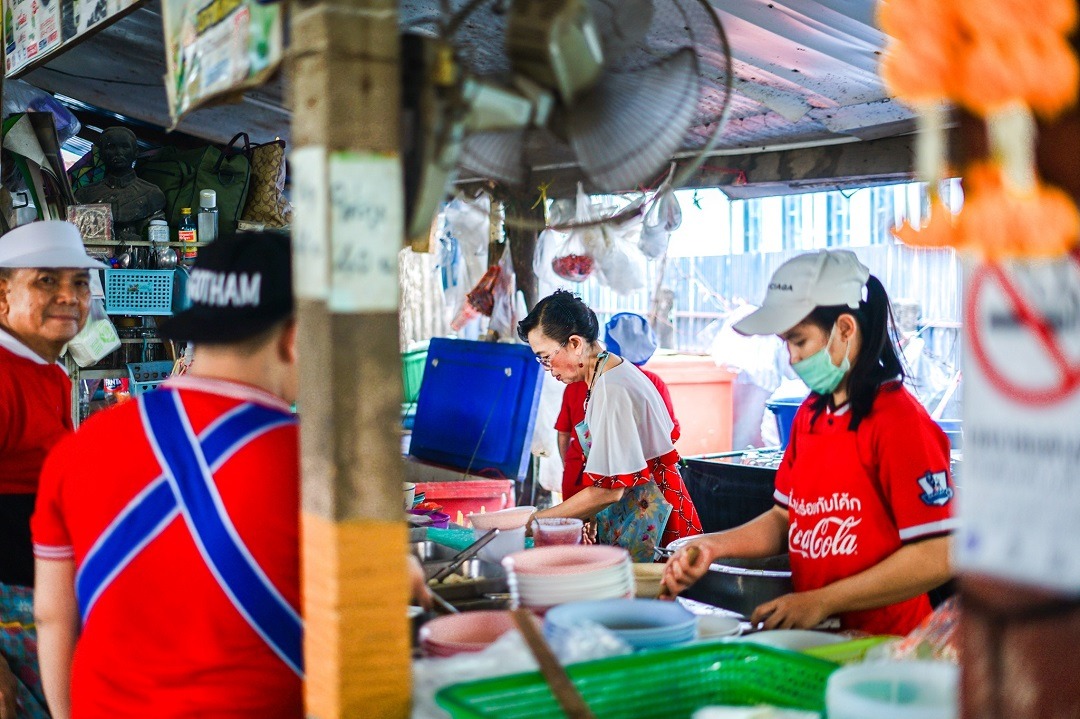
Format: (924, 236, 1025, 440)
(402, 343, 429, 404)
(435, 641, 838, 719)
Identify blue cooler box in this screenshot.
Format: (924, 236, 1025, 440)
(408, 338, 543, 482)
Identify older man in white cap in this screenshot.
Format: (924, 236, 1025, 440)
(0, 220, 105, 719)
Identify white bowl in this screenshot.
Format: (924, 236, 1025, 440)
(696, 614, 742, 639)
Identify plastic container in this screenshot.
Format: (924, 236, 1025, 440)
(126, 361, 174, 396)
(475, 525, 525, 564)
(532, 517, 583, 547)
(414, 480, 515, 526)
(766, 398, 805, 449)
(826, 660, 958, 719)
(104, 270, 175, 316)
(409, 338, 543, 482)
(680, 456, 777, 533)
(402, 343, 429, 405)
(198, 189, 219, 244)
(436, 641, 838, 718)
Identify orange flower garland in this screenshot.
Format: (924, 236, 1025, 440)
(878, 0, 1080, 258)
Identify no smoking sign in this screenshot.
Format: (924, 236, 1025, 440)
(965, 255, 1080, 406)
(959, 254, 1080, 592)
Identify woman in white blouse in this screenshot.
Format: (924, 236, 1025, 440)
(518, 290, 702, 560)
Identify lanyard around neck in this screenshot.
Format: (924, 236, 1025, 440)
(583, 351, 610, 414)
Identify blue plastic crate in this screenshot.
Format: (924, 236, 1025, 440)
(105, 270, 175, 316)
(126, 361, 174, 396)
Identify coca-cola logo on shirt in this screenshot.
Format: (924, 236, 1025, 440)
(788, 492, 863, 559)
(789, 515, 861, 559)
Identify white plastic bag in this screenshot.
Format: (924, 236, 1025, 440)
(488, 243, 519, 341)
(639, 182, 682, 259)
(66, 298, 120, 367)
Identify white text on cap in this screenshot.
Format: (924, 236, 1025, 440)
(187, 269, 262, 308)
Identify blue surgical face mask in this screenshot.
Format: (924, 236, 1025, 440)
(791, 325, 850, 395)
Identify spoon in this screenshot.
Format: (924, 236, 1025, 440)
(157, 246, 178, 269)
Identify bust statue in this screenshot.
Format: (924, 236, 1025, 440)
(74, 126, 166, 244)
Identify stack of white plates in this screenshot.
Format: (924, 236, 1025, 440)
(502, 545, 633, 611)
(544, 598, 697, 649)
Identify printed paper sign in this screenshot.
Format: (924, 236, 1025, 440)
(4, 0, 62, 74)
(161, 0, 283, 123)
(327, 152, 402, 314)
(289, 147, 329, 301)
(957, 257, 1080, 591)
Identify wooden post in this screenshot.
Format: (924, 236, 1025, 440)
(288, 2, 411, 718)
(503, 194, 544, 310)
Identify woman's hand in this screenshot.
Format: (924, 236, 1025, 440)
(407, 555, 433, 611)
(659, 539, 712, 599)
(750, 589, 831, 630)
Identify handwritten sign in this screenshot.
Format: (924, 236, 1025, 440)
(289, 147, 329, 301)
(327, 152, 402, 314)
(957, 257, 1080, 591)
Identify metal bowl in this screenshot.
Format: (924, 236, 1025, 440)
(656, 537, 793, 618)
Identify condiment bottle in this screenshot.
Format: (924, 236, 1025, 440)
(178, 207, 198, 264)
(198, 189, 219, 245)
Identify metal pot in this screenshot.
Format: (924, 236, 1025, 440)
(655, 537, 793, 618)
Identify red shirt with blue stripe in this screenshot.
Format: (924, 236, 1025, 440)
(32, 376, 301, 719)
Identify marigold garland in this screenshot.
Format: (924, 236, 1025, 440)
(878, 0, 1080, 258)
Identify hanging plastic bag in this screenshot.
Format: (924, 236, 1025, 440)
(639, 168, 682, 259)
(549, 183, 609, 282)
(489, 244, 519, 340)
(594, 205, 647, 295)
(66, 298, 121, 367)
(451, 264, 501, 330)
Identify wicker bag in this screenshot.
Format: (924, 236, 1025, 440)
(241, 139, 292, 227)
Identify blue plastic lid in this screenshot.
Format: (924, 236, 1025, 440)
(408, 338, 542, 481)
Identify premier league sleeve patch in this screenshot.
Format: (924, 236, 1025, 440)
(917, 471, 954, 506)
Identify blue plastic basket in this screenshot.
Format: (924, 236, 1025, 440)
(126, 361, 174, 396)
(104, 270, 175, 316)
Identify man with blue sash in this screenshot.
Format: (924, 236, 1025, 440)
(32, 232, 303, 719)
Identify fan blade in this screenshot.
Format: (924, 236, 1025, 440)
(589, 0, 654, 64)
(566, 48, 699, 193)
(460, 130, 530, 186)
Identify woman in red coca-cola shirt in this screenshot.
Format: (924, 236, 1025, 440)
(662, 250, 957, 636)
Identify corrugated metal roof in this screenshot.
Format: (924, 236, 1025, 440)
(22, 0, 916, 189)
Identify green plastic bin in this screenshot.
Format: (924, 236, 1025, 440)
(402, 342, 429, 404)
(435, 641, 838, 719)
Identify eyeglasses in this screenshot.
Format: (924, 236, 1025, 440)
(535, 345, 565, 367)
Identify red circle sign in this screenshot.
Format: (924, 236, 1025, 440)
(965, 258, 1080, 406)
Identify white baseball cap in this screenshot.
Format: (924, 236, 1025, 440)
(733, 249, 870, 336)
(0, 221, 108, 269)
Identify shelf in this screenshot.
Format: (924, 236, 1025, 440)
(84, 241, 210, 247)
(77, 369, 128, 379)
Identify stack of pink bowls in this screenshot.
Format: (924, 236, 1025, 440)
(418, 610, 520, 658)
(502, 545, 634, 611)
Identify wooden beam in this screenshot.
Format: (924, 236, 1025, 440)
(521, 132, 937, 198)
(289, 2, 410, 717)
